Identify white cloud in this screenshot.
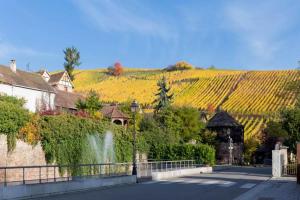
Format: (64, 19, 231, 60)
(72, 0, 176, 40)
(223, 1, 298, 61)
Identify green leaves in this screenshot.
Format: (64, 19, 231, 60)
(39, 114, 132, 175)
(76, 90, 102, 115)
(153, 76, 173, 113)
(63, 46, 81, 81)
(148, 144, 215, 166)
(0, 96, 29, 151)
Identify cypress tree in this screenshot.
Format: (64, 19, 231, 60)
(63, 46, 81, 81)
(153, 76, 173, 113)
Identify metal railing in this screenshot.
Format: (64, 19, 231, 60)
(282, 162, 297, 176)
(0, 160, 198, 186)
(137, 160, 196, 178)
(0, 163, 132, 186)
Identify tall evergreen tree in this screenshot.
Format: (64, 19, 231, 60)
(63, 46, 81, 81)
(153, 76, 173, 113)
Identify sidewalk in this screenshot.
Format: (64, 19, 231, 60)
(234, 177, 300, 200)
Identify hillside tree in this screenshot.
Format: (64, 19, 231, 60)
(153, 76, 173, 113)
(107, 62, 124, 76)
(63, 46, 81, 81)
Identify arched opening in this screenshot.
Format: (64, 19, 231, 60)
(112, 119, 123, 125)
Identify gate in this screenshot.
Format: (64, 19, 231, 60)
(282, 161, 297, 176)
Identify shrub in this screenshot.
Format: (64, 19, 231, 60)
(0, 96, 30, 151)
(107, 62, 124, 76)
(39, 114, 133, 175)
(18, 114, 41, 145)
(165, 61, 194, 71)
(148, 144, 215, 166)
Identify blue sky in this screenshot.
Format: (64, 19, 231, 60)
(0, 0, 300, 71)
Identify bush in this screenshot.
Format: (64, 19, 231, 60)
(39, 114, 133, 175)
(107, 62, 124, 76)
(165, 61, 194, 71)
(0, 95, 29, 151)
(148, 144, 215, 166)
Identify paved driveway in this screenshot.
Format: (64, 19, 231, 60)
(36, 166, 272, 200)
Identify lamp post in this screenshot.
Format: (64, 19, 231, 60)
(131, 100, 139, 176)
(227, 128, 233, 165)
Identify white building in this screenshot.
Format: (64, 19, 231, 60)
(0, 60, 56, 112)
(41, 70, 74, 92)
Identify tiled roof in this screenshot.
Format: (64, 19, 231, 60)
(207, 111, 242, 128)
(0, 64, 55, 92)
(101, 105, 129, 119)
(54, 90, 84, 109)
(48, 71, 65, 85)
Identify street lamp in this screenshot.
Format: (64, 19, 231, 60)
(131, 100, 139, 175)
(227, 128, 233, 165)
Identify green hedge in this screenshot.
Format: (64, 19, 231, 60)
(39, 114, 133, 169)
(148, 144, 215, 166)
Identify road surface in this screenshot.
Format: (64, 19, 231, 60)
(35, 166, 272, 200)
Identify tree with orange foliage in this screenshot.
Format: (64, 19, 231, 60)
(207, 103, 215, 114)
(107, 62, 124, 76)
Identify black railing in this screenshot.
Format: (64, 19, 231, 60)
(0, 163, 132, 186)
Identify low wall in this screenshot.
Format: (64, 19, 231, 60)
(0, 175, 136, 200)
(0, 135, 49, 183)
(151, 167, 212, 181)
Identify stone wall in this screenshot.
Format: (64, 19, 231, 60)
(0, 135, 47, 183)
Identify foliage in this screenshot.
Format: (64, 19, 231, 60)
(139, 115, 168, 149)
(18, 114, 41, 145)
(76, 90, 102, 117)
(280, 108, 300, 153)
(207, 65, 216, 70)
(72, 68, 297, 145)
(154, 107, 182, 143)
(153, 76, 173, 113)
(0, 95, 26, 107)
(0, 95, 30, 151)
(173, 106, 205, 142)
(166, 61, 194, 71)
(244, 138, 259, 164)
(140, 106, 205, 150)
(200, 130, 217, 146)
(148, 144, 215, 166)
(263, 108, 300, 153)
(265, 121, 288, 138)
(39, 114, 132, 175)
(107, 62, 124, 76)
(63, 46, 81, 81)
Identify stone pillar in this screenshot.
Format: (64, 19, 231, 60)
(281, 148, 288, 166)
(272, 150, 282, 177)
(297, 143, 300, 184)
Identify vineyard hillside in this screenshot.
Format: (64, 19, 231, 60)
(73, 68, 299, 142)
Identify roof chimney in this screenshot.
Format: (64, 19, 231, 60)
(10, 59, 16, 73)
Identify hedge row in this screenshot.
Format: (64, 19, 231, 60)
(148, 144, 215, 166)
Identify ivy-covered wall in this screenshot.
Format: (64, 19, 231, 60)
(39, 114, 133, 166)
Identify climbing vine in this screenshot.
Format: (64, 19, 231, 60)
(39, 114, 133, 169)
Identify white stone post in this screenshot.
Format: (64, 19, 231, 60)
(272, 149, 288, 177)
(272, 150, 282, 177)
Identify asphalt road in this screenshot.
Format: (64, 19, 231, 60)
(36, 167, 272, 200)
